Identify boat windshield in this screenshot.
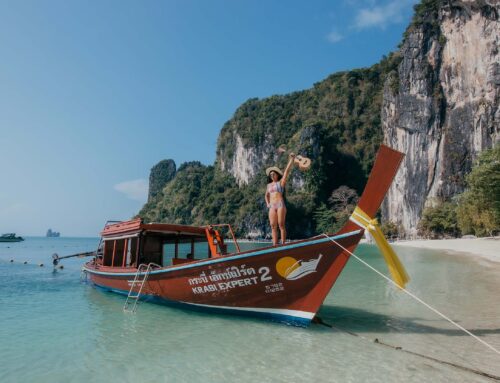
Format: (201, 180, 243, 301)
(141, 234, 209, 267)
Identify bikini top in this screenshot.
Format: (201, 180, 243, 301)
(267, 182, 284, 194)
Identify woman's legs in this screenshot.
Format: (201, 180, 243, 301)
(268, 208, 279, 246)
(277, 206, 287, 244)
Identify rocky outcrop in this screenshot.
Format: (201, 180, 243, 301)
(382, 0, 499, 237)
(148, 159, 176, 202)
(218, 126, 322, 189)
(219, 133, 275, 187)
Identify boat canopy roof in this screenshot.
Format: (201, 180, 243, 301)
(101, 218, 207, 239)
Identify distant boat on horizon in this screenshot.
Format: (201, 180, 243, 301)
(0, 233, 24, 242)
(46, 229, 60, 238)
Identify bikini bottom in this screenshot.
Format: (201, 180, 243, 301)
(268, 201, 285, 211)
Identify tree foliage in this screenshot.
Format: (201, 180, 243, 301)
(417, 146, 499, 238)
(314, 186, 359, 234)
(313, 203, 336, 234)
(329, 185, 359, 214)
(380, 221, 401, 240)
(456, 146, 500, 236)
(418, 200, 460, 238)
(148, 159, 176, 202)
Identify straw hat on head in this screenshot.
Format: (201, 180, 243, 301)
(266, 166, 283, 177)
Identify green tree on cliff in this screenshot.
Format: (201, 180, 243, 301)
(456, 146, 500, 236)
(314, 186, 358, 233)
(148, 159, 176, 202)
(418, 200, 460, 238)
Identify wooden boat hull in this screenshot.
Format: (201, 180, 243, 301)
(83, 230, 363, 326)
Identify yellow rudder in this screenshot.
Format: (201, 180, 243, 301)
(350, 206, 409, 288)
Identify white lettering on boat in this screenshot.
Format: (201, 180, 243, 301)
(188, 265, 273, 295)
(191, 277, 260, 294)
(264, 282, 284, 293)
(191, 284, 218, 294)
(258, 266, 272, 281)
(188, 265, 257, 286)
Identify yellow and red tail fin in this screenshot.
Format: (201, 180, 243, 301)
(357, 144, 404, 218)
(341, 145, 409, 288)
(340, 145, 403, 234)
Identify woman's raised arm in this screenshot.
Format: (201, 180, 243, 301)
(281, 153, 295, 187)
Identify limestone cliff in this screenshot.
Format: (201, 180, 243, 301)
(219, 132, 273, 187)
(382, 0, 499, 237)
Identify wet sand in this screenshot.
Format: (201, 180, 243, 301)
(392, 236, 500, 263)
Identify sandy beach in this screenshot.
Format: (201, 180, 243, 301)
(392, 236, 500, 263)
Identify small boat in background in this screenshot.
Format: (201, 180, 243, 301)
(46, 229, 60, 237)
(82, 145, 409, 326)
(0, 233, 24, 242)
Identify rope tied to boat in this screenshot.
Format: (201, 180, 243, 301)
(349, 206, 409, 288)
(321, 233, 500, 357)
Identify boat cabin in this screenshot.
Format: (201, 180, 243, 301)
(96, 219, 239, 269)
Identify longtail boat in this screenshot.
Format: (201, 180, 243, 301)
(82, 145, 409, 326)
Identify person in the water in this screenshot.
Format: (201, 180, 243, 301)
(265, 153, 295, 246)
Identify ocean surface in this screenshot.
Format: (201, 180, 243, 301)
(1, 237, 499, 382)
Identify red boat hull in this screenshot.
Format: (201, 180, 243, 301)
(83, 231, 363, 325)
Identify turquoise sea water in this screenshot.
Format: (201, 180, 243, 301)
(1, 237, 499, 382)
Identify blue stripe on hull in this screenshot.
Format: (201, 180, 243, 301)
(91, 282, 312, 327)
(83, 230, 362, 278)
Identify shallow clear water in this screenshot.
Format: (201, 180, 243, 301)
(1, 237, 499, 382)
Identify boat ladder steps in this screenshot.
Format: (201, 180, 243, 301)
(123, 263, 157, 313)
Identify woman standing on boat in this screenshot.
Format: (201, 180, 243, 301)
(265, 153, 295, 246)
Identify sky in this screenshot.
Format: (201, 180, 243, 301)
(0, 0, 418, 236)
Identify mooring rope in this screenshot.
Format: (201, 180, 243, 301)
(314, 318, 500, 381)
(321, 234, 500, 357)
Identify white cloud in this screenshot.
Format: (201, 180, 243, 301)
(326, 30, 344, 43)
(114, 179, 148, 202)
(354, 0, 417, 30)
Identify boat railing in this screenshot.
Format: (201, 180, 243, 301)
(146, 262, 161, 269)
(208, 224, 240, 253)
